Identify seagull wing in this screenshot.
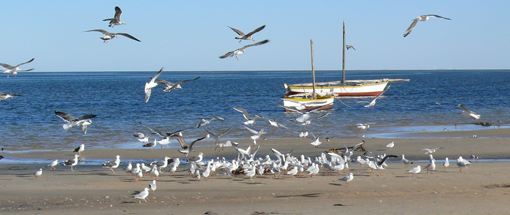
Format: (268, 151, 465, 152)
(150, 68, 164, 84)
(0, 63, 14, 69)
(219, 50, 235, 59)
(154, 79, 172, 86)
(458, 104, 470, 112)
(243, 125, 259, 134)
(241, 39, 270, 49)
(311, 112, 331, 122)
(427, 14, 451, 20)
(174, 77, 200, 85)
(16, 58, 35, 67)
(403, 18, 419, 37)
(77, 114, 97, 120)
(245, 25, 266, 37)
(174, 136, 188, 149)
(138, 122, 166, 138)
(114, 6, 122, 20)
(133, 132, 146, 139)
(377, 155, 398, 166)
(188, 136, 207, 151)
(55, 111, 75, 122)
(86, 29, 110, 35)
(228, 26, 246, 36)
(116, 33, 141, 42)
(233, 107, 251, 120)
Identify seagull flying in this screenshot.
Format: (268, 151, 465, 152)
(219, 39, 270, 60)
(54, 111, 97, 134)
(0, 58, 35, 77)
(86, 29, 141, 43)
(403, 14, 451, 37)
(0, 92, 20, 101)
(176, 136, 207, 160)
(421, 147, 445, 154)
(232, 107, 260, 125)
(346, 45, 356, 50)
(103, 6, 125, 28)
(155, 77, 200, 93)
(228, 25, 266, 43)
(144, 68, 163, 103)
(458, 104, 480, 120)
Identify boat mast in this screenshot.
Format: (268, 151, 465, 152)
(342, 20, 346, 85)
(310, 39, 316, 99)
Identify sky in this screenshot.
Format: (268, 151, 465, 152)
(1, 1, 509, 72)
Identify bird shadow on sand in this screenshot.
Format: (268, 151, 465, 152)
(329, 183, 343, 187)
(240, 181, 265, 185)
(275, 192, 321, 198)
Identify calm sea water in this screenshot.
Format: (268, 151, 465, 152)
(1, 70, 509, 152)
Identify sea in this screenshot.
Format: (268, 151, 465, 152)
(1, 70, 509, 153)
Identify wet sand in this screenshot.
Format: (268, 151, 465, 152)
(1, 128, 510, 214)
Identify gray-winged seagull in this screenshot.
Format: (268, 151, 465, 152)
(403, 14, 451, 37)
(228, 25, 266, 43)
(86, 29, 141, 43)
(0, 58, 35, 77)
(219, 39, 270, 60)
(103, 6, 125, 28)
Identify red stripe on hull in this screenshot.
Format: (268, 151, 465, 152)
(284, 104, 333, 112)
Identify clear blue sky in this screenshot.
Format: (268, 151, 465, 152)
(1, 1, 508, 72)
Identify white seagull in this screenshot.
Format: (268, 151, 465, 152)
(155, 77, 200, 93)
(133, 187, 150, 203)
(232, 107, 260, 125)
(73, 144, 85, 155)
(149, 180, 157, 196)
(0, 92, 20, 101)
(102, 155, 121, 174)
(144, 68, 163, 103)
(408, 165, 421, 178)
(386, 142, 395, 150)
(403, 14, 451, 37)
(197, 116, 224, 128)
(219, 39, 270, 60)
(33, 168, 43, 179)
(456, 156, 471, 173)
(103, 6, 125, 28)
(62, 154, 80, 171)
(48, 159, 58, 170)
(340, 172, 354, 187)
(421, 147, 445, 154)
(458, 104, 480, 120)
(443, 157, 450, 171)
(228, 25, 266, 43)
(133, 132, 151, 144)
(0, 58, 35, 77)
(86, 29, 141, 43)
(54, 111, 97, 134)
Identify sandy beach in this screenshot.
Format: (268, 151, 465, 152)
(2, 128, 510, 214)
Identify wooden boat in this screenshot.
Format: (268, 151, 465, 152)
(282, 39, 334, 112)
(284, 21, 409, 97)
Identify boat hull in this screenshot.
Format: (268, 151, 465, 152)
(282, 96, 334, 112)
(285, 81, 389, 97)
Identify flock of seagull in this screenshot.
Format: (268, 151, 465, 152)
(1, 8, 482, 204)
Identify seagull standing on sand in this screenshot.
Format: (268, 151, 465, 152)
(48, 159, 58, 170)
(386, 142, 395, 150)
(401, 154, 413, 168)
(340, 172, 354, 187)
(149, 180, 157, 196)
(408, 165, 421, 178)
(62, 154, 80, 171)
(142, 139, 158, 150)
(457, 156, 471, 173)
(458, 104, 480, 120)
(103, 6, 125, 27)
(228, 25, 266, 43)
(86, 29, 141, 43)
(403, 14, 451, 37)
(102, 155, 121, 174)
(54, 111, 97, 134)
(219, 39, 270, 60)
(133, 187, 149, 203)
(443, 157, 450, 171)
(144, 68, 163, 103)
(33, 168, 43, 179)
(0, 58, 35, 77)
(155, 77, 200, 93)
(74, 144, 85, 155)
(310, 131, 329, 148)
